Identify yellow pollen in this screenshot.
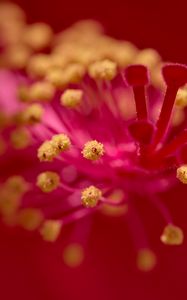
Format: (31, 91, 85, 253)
(17, 208, 44, 231)
(45, 68, 69, 88)
(171, 107, 185, 127)
(29, 81, 55, 102)
(137, 249, 157, 272)
(36, 171, 60, 193)
(176, 86, 187, 107)
(40, 220, 62, 242)
(64, 63, 86, 84)
(5, 176, 29, 196)
(81, 185, 102, 208)
(82, 140, 104, 160)
(27, 54, 52, 78)
(5, 44, 31, 69)
(17, 85, 30, 102)
(134, 48, 161, 69)
(61, 89, 83, 108)
(22, 104, 44, 125)
(0, 190, 21, 216)
(51, 134, 71, 153)
(10, 127, 31, 149)
(22, 23, 53, 50)
(101, 189, 128, 217)
(161, 224, 184, 245)
(37, 140, 57, 162)
(63, 243, 84, 267)
(176, 165, 187, 184)
(88, 59, 117, 80)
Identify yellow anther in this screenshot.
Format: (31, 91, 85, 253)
(0, 137, 6, 155)
(51, 134, 71, 153)
(37, 140, 56, 162)
(10, 127, 31, 149)
(50, 54, 68, 69)
(40, 220, 62, 242)
(5, 176, 28, 196)
(29, 81, 55, 102)
(60, 89, 83, 108)
(137, 249, 157, 272)
(22, 23, 53, 50)
(0, 3, 26, 24)
(65, 63, 86, 84)
(82, 140, 104, 161)
(46, 68, 69, 88)
(27, 54, 52, 78)
(134, 48, 161, 69)
(176, 86, 187, 107)
(5, 44, 31, 69)
(88, 59, 117, 80)
(36, 171, 60, 193)
(81, 185, 102, 208)
(161, 224, 184, 245)
(0, 189, 21, 216)
(22, 104, 44, 125)
(176, 165, 187, 184)
(17, 85, 30, 102)
(171, 107, 185, 127)
(17, 208, 44, 231)
(63, 243, 84, 267)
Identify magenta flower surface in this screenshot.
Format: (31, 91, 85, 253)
(1, 2, 187, 271)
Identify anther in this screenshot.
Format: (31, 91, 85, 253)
(176, 165, 187, 184)
(60, 89, 83, 108)
(63, 243, 84, 267)
(22, 104, 44, 125)
(29, 81, 55, 102)
(36, 171, 60, 193)
(51, 134, 71, 153)
(37, 140, 57, 162)
(10, 127, 31, 149)
(17, 208, 44, 231)
(40, 220, 62, 242)
(137, 249, 157, 272)
(176, 85, 187, 107)
(82, 140, 104, 160)
(81, 185, 102, 208)
(161, 224, 184, 245)
(88, 59, 117, 80)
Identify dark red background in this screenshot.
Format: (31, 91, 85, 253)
(1, 0, 187, 299)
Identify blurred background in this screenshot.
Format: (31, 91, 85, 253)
(14, 0, 187, 63)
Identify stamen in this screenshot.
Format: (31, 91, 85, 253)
(22, 23, 53, 50)
(37, 140, 57, 162)
(81, 185, 102, 208)
(0, 190, 21, 216)
(60, 89, 83, 108)
(29, 81, 55, 102)
(176, 85, 187, 107)
(82, 140, 104, 160)
(64, 63, 86, 84)
(161, 224, 184, 245)
(51, 134, 71, 153)
(46, 67, 69, 88)
(137, 249, 157, 272)
(17, 208, 44, 231)
(5, 176, 29, 195)
(36, 171, 60, 193)
(5, 44, 31, 69)
(21, 104, 44, 125)
(10, 127, 31, 149)
(134, 48, 161, 69)
(125, 65, 149, 120)
(40, 220, 62, 242)
(27, 54, 52, 78)
(176, 165, 187, 184)
(152, 64, 187, 149)
(17, 85, 30, 102)
(63, 243, 84, 267)
(88, 59, 117, 80)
